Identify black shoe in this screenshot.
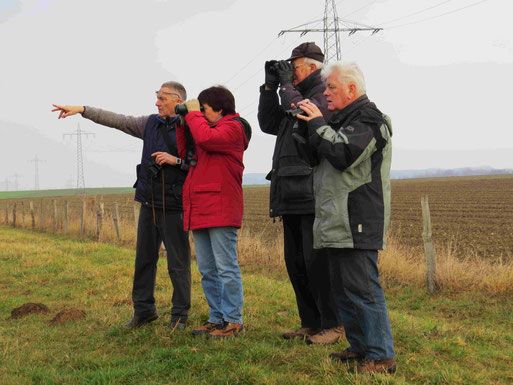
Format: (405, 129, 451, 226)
(169, 319, 187, 331)
(123, 312, 159, 328)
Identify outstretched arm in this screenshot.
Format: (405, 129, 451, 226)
(51, 104, 147, 139)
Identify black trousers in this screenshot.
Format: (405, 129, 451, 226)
(132, 205, 191, 321)
(282, 214, 337, 329)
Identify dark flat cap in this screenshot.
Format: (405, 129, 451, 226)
(287, 42, 324, 62)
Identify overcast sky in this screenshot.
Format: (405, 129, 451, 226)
(1, 0, 511, 190)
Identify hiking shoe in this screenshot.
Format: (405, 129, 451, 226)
(169, 319, 187, 331)
(349, 358, 397, 374)
(329, 348, 365, 362)
(207, 322, 244, 339)
(122, 312, 159, 328)
(306, 326, 345, 345)
(191, 321, 225, 336)
(282, 327, 321, 340)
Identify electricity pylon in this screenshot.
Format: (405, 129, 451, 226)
(279, 0, 383, 63)
(28, 155, 45, 190)
(10, 173, 22, 191)
(64, 123, 94, 195)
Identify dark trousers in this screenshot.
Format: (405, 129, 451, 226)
(282, 214, 337, 329)
(321, 248, 395, 360)
(132, 205, 191, 321)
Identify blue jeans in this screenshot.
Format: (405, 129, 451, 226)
(322, 248, 395, 360)
(193, 227, 243, 324)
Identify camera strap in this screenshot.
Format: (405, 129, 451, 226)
(158, 120, 179, 156)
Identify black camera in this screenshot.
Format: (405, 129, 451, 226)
(147, 160, 162, 179)
(175, 104, 188, 116)
(285, 108, 306, 118)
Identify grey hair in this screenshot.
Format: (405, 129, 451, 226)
(322, 61, 366, 94)
(303, 57, 324, 70)
(161, 81, 187, 100)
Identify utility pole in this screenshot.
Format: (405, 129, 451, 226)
(28, 155, 46, 190)
(10, 173, 22, 191)
(64, 123, 94, 195)
(279, 0, 382, 63)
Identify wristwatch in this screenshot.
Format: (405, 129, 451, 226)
(176, 157, 183, 165)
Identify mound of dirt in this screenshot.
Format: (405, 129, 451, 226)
(49, 308, 86, 325)
(8, 303, 50, 319)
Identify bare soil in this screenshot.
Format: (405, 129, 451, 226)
(8, 302, 50, 319)
(49, 307, 86, 325)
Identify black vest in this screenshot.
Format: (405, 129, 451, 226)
(134, 115, 187, 211)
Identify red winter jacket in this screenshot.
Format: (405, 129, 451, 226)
(177, 112, 248, 231)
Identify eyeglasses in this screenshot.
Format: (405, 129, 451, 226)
(155, 91, 181, 99)
(293, 63, 309, 70)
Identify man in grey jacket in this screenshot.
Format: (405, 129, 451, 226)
(52, 81, 191, 330)
(296, 62, 396, 374)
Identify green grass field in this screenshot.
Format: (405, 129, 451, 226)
(0, 187, 135, 200)
(1, 226, 512, 384)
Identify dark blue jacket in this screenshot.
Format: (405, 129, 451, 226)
(135, 115, 187, 211)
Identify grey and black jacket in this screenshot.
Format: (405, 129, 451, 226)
(306, 95, 393, 250)
(82, 107, 187, 211)
(257, 69, 330, 218)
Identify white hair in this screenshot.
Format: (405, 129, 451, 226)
(322, 61, 366, 94)
(303, 57, 324, 70)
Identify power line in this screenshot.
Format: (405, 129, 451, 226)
(385, 0, 492, 30)
(379, 0, 457, 25)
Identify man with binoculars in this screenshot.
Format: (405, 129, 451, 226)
(52, 81, 192, 331)
(258, 42, 344, 345)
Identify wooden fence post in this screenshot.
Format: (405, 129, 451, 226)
(80, 200, 86, 236)
(30, 201, 35, 230)
(4, 202, 8, 224)
(53, 200, 58, 232)
(133, 203, 140, 231)
(64, 200, 69, 234)
(421, 195, 437, 293)
(12, 203, 17, 228)
(21, 202, 26, 229)
(96, 200, 104, 242)
(39, 199, 44, 230)
(113, 202, 121, 240)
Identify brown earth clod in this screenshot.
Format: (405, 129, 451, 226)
(49, 307, 86, 325)
(8, 303, 50, 319)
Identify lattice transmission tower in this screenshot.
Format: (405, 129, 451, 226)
(64, 123, 94, 194)
(279, 0, 383, 64)
(28, 155, 45, 190)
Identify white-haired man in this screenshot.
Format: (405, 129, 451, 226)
(297, 62, 396, 374)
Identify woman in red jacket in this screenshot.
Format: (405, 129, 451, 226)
(176, 86, 249, 339)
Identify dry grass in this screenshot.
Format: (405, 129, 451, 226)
(379, 236, 513, 294)
(2, 194, 513, 296)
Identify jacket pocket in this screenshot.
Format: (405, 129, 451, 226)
(278, 165, 313, 201)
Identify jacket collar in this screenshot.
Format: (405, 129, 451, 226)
(296, 69, 323, 95)
(156, 115, 179, 126)
(329, 94, 369, 125)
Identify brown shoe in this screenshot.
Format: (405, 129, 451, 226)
(191, 321, 225, 336)
(329, 348, 365, 362)
(306, 326, 345, 345)
(207, 322, 244, 339)
(350, 358, 397, 374)
(282, 327, 321, 340)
